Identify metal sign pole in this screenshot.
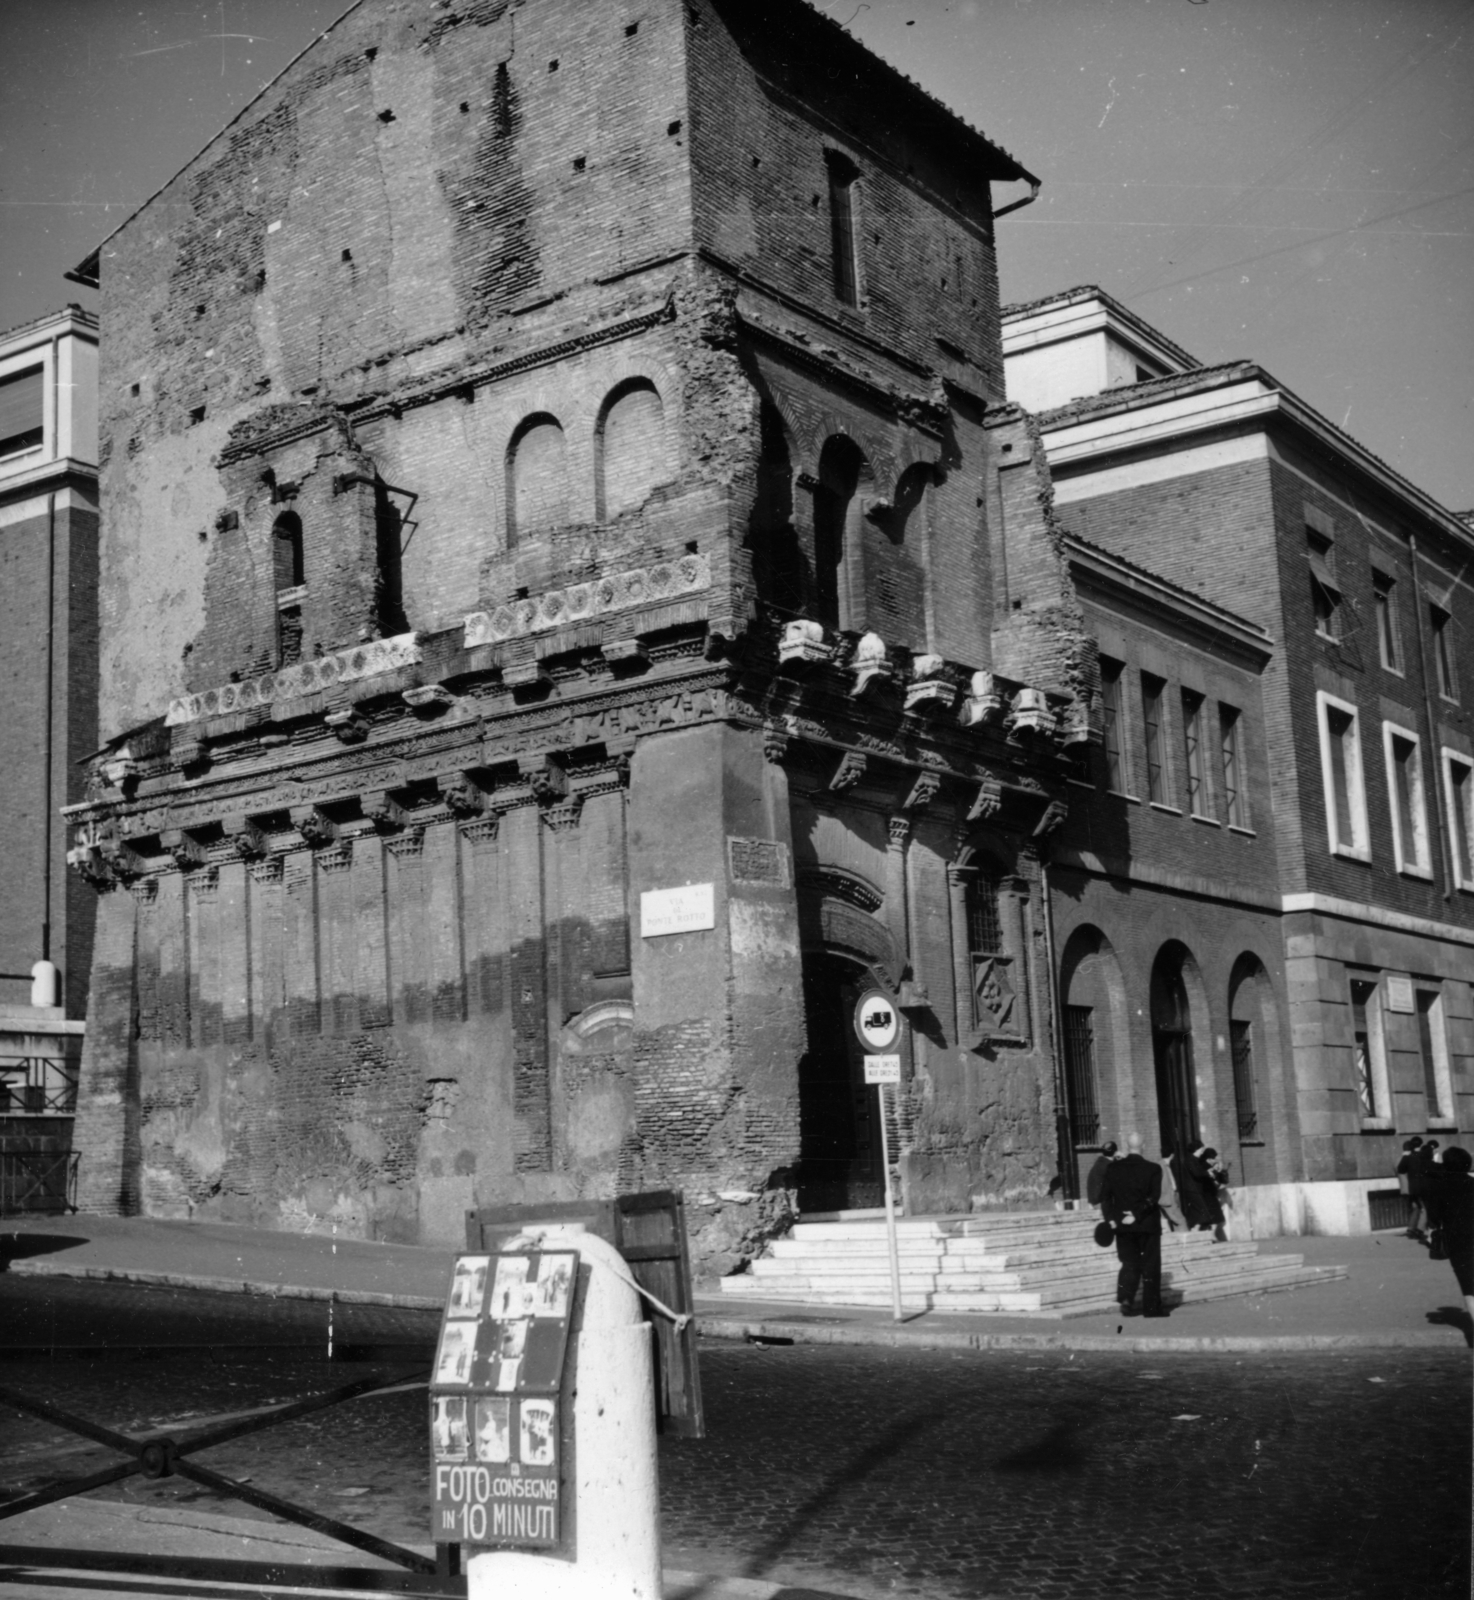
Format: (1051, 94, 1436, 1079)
(854, 987, 907, 1325)
(876, 1081, 903, 1322)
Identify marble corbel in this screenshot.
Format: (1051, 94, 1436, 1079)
(829, 750, 867, 792)
(967, 772, 1003, 824)
(325, 707, 371, 744)
(403, 683, 456, 714)
(904, 654, 955, 714)
(850, 632, 892, 697)
(1008, 687, 1054, 739)
(1033, 797, 1069, 840)
(959, 670, 1005, 728)
(778, 619, 832, 671)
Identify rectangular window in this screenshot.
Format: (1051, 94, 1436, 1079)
(0, 365, 44, 457)
(1431, 605, 1458, 701)
(826, 154, 860, 307)
(1100, 659, 1125, 792)
(1219, 704, 1247, 828)
(1229, 1019, 1258, 1140)
(1142, 673, 1168, 804)
(1383, 722, 1431, 877)
(1182, 690, 1207, 815)
(1063, 1005, 1101, 1147)
(1308, 534, 1341, 640)
(1349, 978, 1386, 1120)
(1373, 571, 1403, 673)
(1415, 987, 1453, 1119)
(1316, 691, 1369, 858)
(1442, 749, 1474, 891)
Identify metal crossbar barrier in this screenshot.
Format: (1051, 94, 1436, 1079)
(0, 1371, 467, 1596)
(0, 1150, 79, 1214)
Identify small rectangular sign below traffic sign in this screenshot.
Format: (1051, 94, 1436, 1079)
(863, 1054, 901, 1083)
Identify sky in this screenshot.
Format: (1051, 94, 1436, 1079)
(2, 0, 1470, 509)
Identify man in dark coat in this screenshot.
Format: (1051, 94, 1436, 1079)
(1100, 1132, 1167, 1318)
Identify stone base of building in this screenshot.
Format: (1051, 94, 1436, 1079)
(1232, 1177, 1407, 1239)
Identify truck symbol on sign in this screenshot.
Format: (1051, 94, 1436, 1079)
(864, 1008, 893, 1031)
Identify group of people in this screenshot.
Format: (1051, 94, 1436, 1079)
(1084, 1133, 1227, 1319)
(1397, 1135, 1474, 1320)
(1084, 1130, 1474, 1324)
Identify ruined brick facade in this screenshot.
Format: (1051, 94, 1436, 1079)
(66, 0, 1093, 1270)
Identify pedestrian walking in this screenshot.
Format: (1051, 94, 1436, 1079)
(1085, 1142, 1119, 1209)
(1099, 1132, 1168, 1318)
(1426, 1145, 1474, 1323)
(1411, 1140, 1441, 1242)
(1397, 1136, 1427, 1238)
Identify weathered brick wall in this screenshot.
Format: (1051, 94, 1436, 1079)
(0, 496, 98, 1013)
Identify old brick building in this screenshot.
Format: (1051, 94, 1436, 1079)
(1006, 286, 1474, 1236)
(65, 0, 1094, 1268)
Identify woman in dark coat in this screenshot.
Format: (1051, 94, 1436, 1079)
(1174, 1142, 1226, 1238)
(1397, 1136, 1427, 1239)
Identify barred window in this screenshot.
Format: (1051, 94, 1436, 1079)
(1230, 1019, 1258, 1140)
(1063, 1005, 1101, 1147)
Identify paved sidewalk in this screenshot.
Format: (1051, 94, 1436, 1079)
(3, 1212, 1470, 1352)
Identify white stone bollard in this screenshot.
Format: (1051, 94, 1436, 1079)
(30, 960, 59, 1009)
(467, 1224, 662, 1600)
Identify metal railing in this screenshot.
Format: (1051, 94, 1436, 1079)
(0, 1055, 79, 1115)
(0, 1150, 80, 1214)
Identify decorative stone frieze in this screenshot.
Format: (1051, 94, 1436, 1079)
(463, 554, 710, 648)
(165, 632, 422, 727)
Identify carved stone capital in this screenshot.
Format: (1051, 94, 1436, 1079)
(223, 814, 268, 860)
(248, 855, 284, 884)
(386, 829, 425, 861)
(161, 828, 209, 872)
(541, 795, 585, 832)
(289, 805, 338, 849)
(438, 771, 486, 818)
(316, 840, 354, 872)
(887, 815, 913, 848)
(519, 754, 568, 803)
(459, 815, 501, 847)
(362, 790, 408, 832)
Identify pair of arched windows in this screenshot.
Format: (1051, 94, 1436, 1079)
(505, 378, 668, 546)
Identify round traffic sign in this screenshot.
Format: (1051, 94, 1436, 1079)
(854, 989, 901, 1053)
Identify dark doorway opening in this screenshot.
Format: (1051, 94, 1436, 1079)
(794, 950, 883, 1213)
(1150, 949, 1199, 1160)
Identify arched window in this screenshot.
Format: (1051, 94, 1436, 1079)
(1058, 925, 1129, 1157)
(507, 414, 568, 546)
(813, 435, 867, 631)
(273, 511, 305, 666)
(751, 400, 803, 613)
(597, 379, 668, 520)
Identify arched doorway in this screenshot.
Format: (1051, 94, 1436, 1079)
(1150, 946, 1199, 1159)
(794, 950, 883, 1213)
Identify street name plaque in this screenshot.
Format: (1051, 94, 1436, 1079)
(430, 1249, 577, 1551)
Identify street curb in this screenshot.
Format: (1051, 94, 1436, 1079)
(9, 1258, 1466, 1353)
(696, 1312, 1464, 1353)
(6, 1258, 442, 1310)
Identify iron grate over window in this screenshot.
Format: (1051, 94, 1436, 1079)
(966, 876, 1003, 955)
(1367, 1189, 1414, 1233)
(1230, 1019, 1258, 1140)
(1063, 1004, 1100, 1147)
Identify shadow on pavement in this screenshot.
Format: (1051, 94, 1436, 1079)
(994, 1414, 1091, 1474)
(736, 1406, 946, 1582)
(0, 1233, 88, 1270)
(1425, 1306, 1474, 1347)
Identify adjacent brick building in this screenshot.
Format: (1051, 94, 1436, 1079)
(1005, 286, 1474, 1235)
(64, 0, 1094, 1270)
(0, 305, 98, 1210)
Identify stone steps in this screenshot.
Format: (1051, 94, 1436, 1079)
(720, 1212, 1347, 1318)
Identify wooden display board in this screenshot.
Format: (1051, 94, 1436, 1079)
(429, 1248, 577, 1551)
(465, 1189, 705, 1439)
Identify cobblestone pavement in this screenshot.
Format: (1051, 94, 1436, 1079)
(0, 1276, 1467, 1600)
